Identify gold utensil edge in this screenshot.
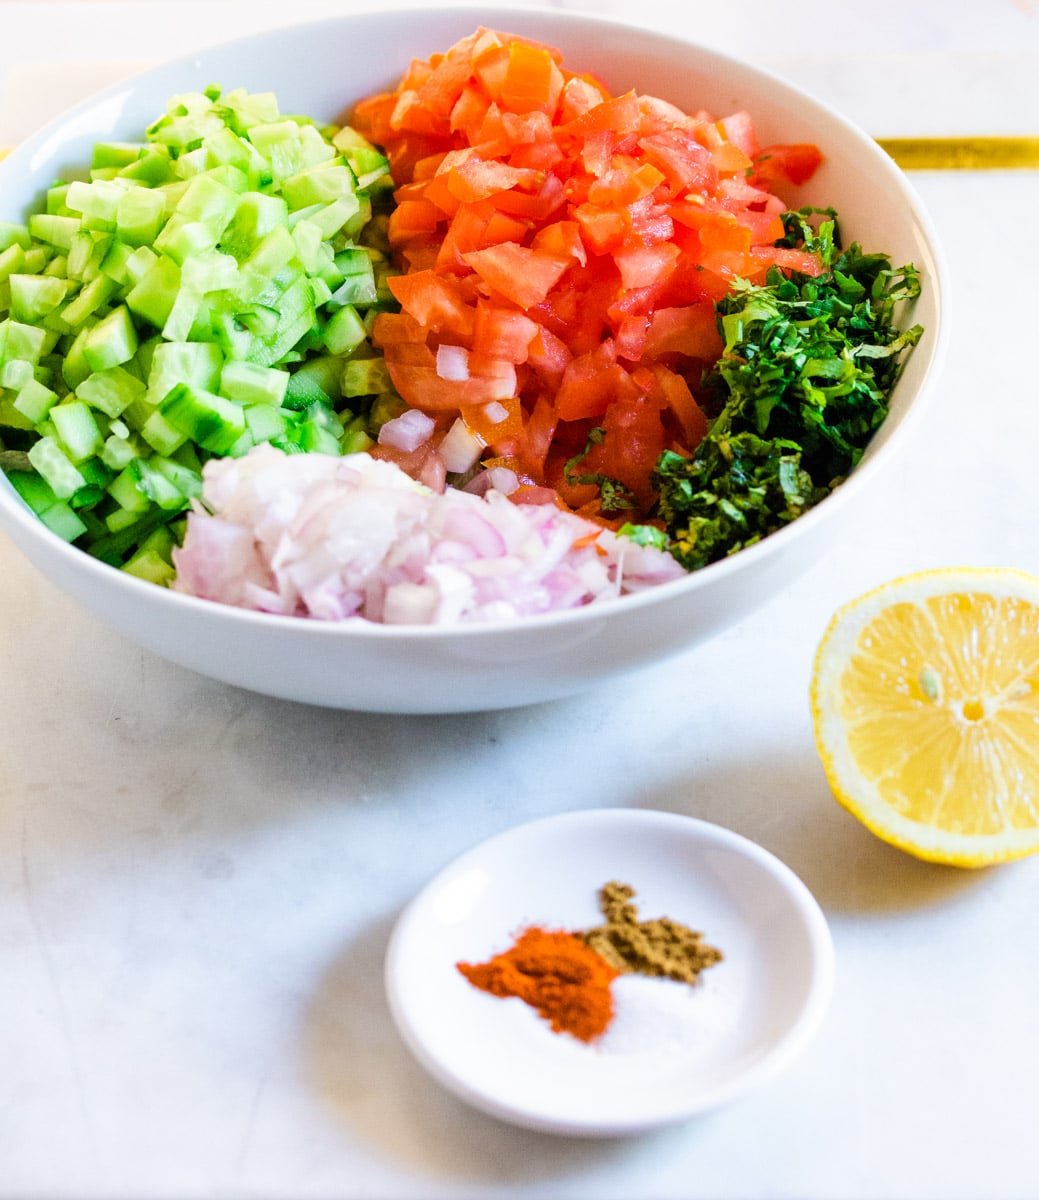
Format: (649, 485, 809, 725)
(876, 136, 1039, 170)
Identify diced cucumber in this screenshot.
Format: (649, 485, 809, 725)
(2, 83, 398, 568)
(0, 222, 32, 253)
(159, 382, 245, 454)
(61, 274, 118, 326)
(147, 340, 223, 401)
(122, 547, 175, 585)
(0, 244, 26, 283)
(341, 357, 391, 398)
(13, 377, 59, 424)
(65, 180, 123, 232)
(244, 402, 293, 442)
(27, 214, 79, 251)
(27, 434, 86, 498)
(50, 400, 104, 462)
(126, 255, 180, 327)
(93, 142, 147, 170)
(108, 464, 153, 512)
(1, 358, 34, 389)
(322, 304, 367, 356)
(1, 319, 52, 365)
(83, 305, 138, 371)
(76, 365, 146, 418)
(116, 188, 167, 246)
(220, 361, 289, 406)
(131, 456, 195, 509)
(8, 274, 68, 322)
(101, 431, 141, 471)
(140, 409, 187, 456)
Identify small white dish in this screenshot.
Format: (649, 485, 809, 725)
(384, 808, 834, 1136)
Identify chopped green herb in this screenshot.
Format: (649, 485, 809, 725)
(564, 426, 636, 515)
(656, 209, 923, 571)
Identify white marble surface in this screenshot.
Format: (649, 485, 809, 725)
(2, 2, 1039, 1196)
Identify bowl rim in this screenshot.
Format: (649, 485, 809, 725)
(0, 4, 950, 641)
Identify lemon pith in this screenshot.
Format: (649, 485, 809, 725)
(810, 568, 1039, 867)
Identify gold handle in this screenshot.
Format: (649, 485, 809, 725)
(876, 136, 1039, 170)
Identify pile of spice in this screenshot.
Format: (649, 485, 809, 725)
(581, 881, 723, 984)
(456, 882, 723, 1043)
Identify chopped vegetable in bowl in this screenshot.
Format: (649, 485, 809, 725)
(172, 444, 684, 623)
(0, 84, 399, 579)
(0, 26, 924, 623)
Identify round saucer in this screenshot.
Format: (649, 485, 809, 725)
(384, 808, 834, 1136)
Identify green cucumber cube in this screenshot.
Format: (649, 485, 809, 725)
(322, 304, 367, 356)
(159, 382, 245, 454)
(13, 377, 59, 424)
(220, 361, 289, 406)
(83, 306, 138, 372)
(76, 365, 146, 418)
(126, 255, 181, 328)
(50, 400, 104, 462)
(8, 274, 69, 322)
(116, 188, 167, 246)
(27, 435, 87, 498)
(61, 274, 119, 326)
(27, 214, 79, 251)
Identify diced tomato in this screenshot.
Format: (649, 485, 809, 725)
(386, 359, 518, 412)
(388, 199, 440, 244)
(614, 241, 680, 292)
(532, 219, 587, 266)
(559, 90, 642, 138)
(387, 271, 474, 339)
(356, 27, 823, 523)
(639, 130, 716, 192)
(718, 111, 759, 158)
(442, 153, 540, 203)
(517, 394, 558, 477)
(450, 84, 491, 138)
(641, 302, 722, 360)
(500, 41, 564, 116)
(472, 302, 538, 364)
(648, 364, 708, 448)
(461, 394, 524, 452)
(751, 143, 824, 188)
(462, 243, 571, 309)
(526, 325, 571, 391)
(598, 389, 667, 508)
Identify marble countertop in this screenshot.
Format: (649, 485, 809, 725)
(3, 2, 1039, 1196)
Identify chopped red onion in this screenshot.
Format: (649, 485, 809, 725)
(439, 417, 485, 474)
(436, 343, 470, 381)
(172, 445, 686, 625)
(378, 408, 436, 452)
(481, 400, 509, 424)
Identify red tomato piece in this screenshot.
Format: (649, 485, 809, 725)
(752, 143, 824, 188)
(641, 302, 722, 360)
(387, 270, 474, 338)
(472, 302, 539, 364)
(500, 41, 565, 116)
(462, 243, 571, 309)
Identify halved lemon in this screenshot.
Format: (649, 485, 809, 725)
(810, 568, 1039, 867)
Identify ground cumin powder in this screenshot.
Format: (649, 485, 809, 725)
(580, 881, 723, 984)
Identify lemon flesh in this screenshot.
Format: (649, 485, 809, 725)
(811, 568, 1039, 866)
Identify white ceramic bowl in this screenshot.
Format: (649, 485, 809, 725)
(0, 7, 946, 712)
(385, 809, 835, 1135)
